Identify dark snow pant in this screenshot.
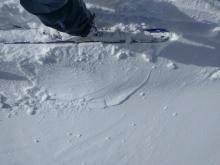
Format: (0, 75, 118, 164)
(20, 0, 94, 37)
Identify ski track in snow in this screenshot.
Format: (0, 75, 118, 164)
(1, 0, 220, 165)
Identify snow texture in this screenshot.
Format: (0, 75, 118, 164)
(0, 0, 220, 165)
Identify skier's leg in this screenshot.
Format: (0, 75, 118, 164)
(20, 0, 94, 37)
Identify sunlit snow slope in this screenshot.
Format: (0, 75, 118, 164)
(0, 0, 220, 165)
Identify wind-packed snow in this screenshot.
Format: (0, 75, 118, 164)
(0, 0, 220, 165)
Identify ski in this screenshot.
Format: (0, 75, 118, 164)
(1, 28, 173, 44)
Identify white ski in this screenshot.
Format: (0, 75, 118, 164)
(0, 28, 173, 44)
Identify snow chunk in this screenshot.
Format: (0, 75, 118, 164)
(26, 108, 37, 116)
(105, 137, 112, 141)
(172, 112, 178, 117)
(34, 139, 40, 143)
(115, 49, 130, 60)
(141, 53, 153, 63)
(139, 92, 146, 97)
(212, 27, 220, 33)
(209, 70, 220, 81)
(163, 106, 168, 111)
(130, 122, 137, 127)
(67, 132, 73, 137)
(86, 3, 115, 13)
(75, 134, 82, 138)
(116, 52, 128, 60)
(167, 61, 178, 70)
(106, 23, 149, 33)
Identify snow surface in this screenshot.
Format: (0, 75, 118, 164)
(0, 0, 220, 165)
